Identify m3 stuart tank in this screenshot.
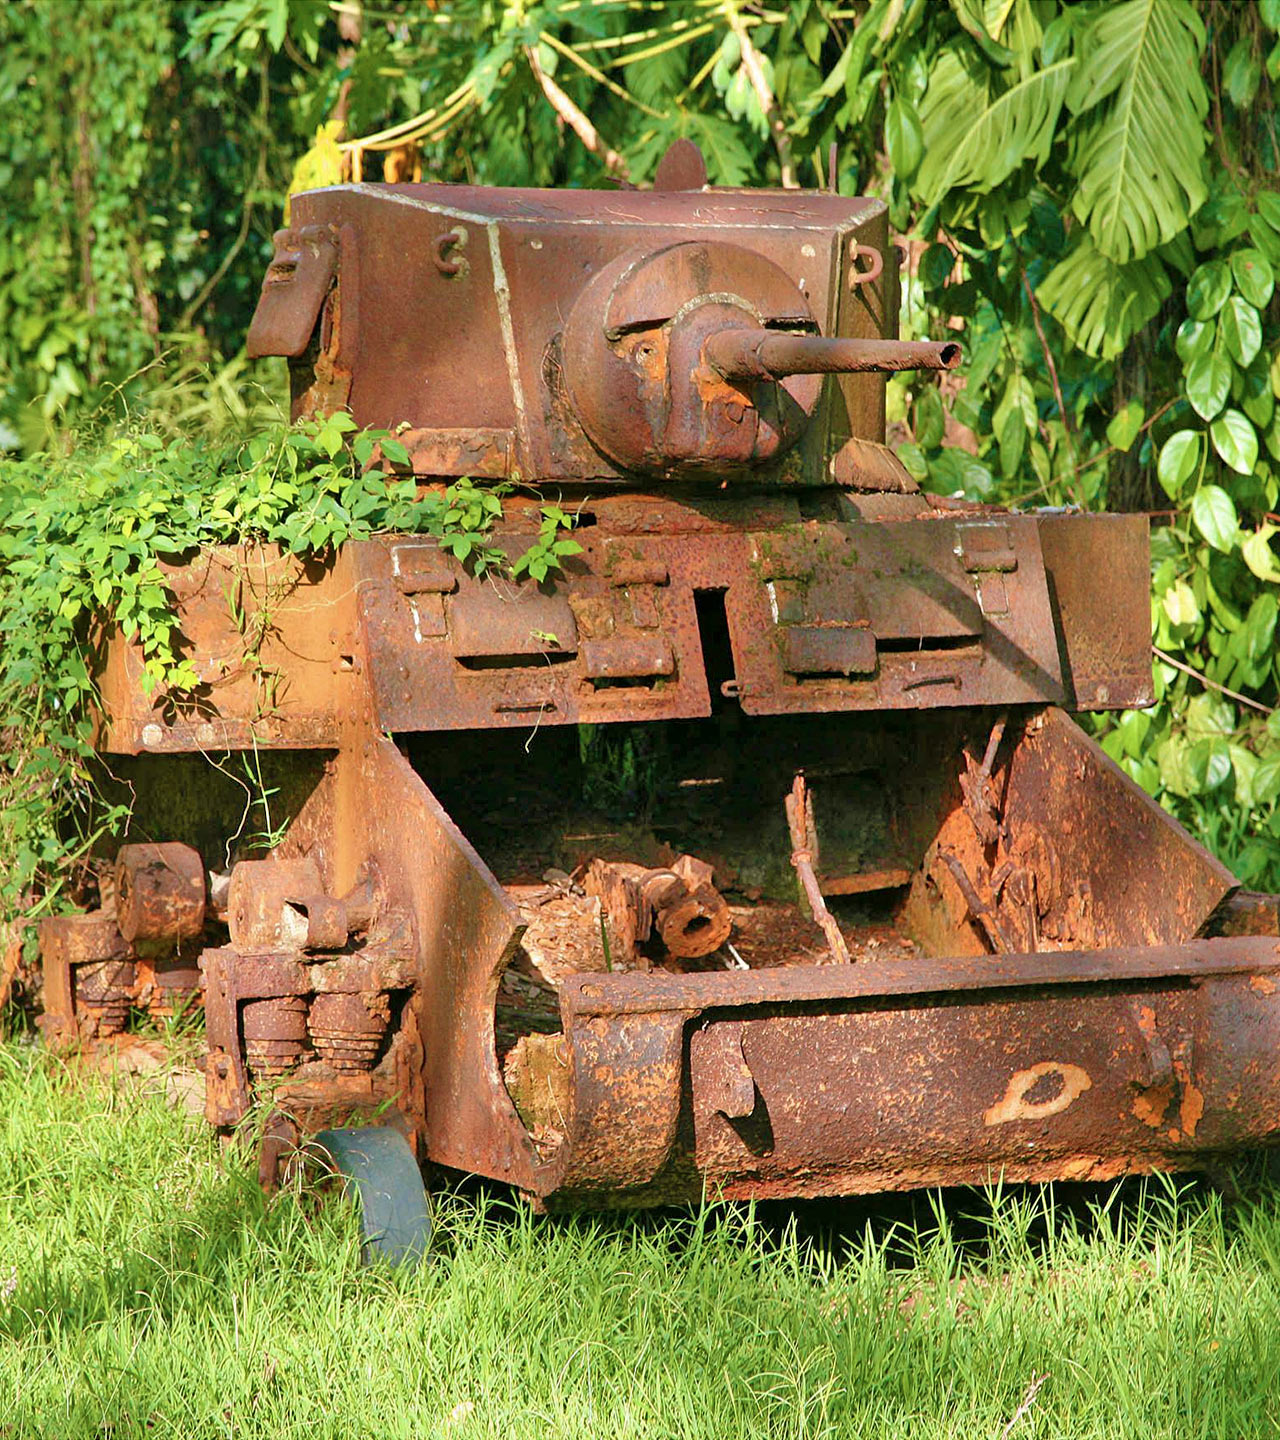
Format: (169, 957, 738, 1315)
(39, 142, 1280, 1249)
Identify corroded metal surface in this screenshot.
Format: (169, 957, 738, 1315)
(115, 842, 205, 945)
(96, 503, 1149, 751)
(1036, 511, 1154, 709)
(533, 938, 1280, 1205)
(245, 224, 339, 360)
(250, 181, 894, 484)
(351, 510, 1071, 732)
(50, 147, 1280, 1211)
(905, 707, 1236, 959)
(705, 330, 960, 379)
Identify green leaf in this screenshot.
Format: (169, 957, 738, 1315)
(1038, 236, 1171, 359)
(998, 408, 1025, 477)
(1223, 35, 1261, 108)
(1210, 409, 1259, 474)
(992, 373, 1036, 475)
(919, 243, 955, 290)
(1254, 756, 1280, 807)
(1259, 191, 1280, 236)
(1244, 525, 1280, 583)
(1191, 483, 1239, 551)
(1245, 593, 1279, 665)
(947, 0, 1016, 63)
(1240, 363, 1276, 429)
(913, 387, 945, 448)
(316, 425, 342, 459)
(1185, 350, 1232, 421)
(1192, 186, 1250, 251)
(1066, 0, 1208, 262)
(683, 113, 754, 187)
(380, 438, 411, 466)
(897, 441, 928, 481)
(1188, 738, 1233, 793)
(885, 96, 924, 179)
(1264, 0, 1280, 33)
(1186, 260, 1232, 320)
(1157, 430, 1201, 497)
(1162, 580, 1200, 626)
(1186, 692, 1237, 738)
(1175, 318, 1214, 364)
(916, 50, 1075, 204)
(1106, 399, 1145, 451)
(1231, 248, 1275, 307)
(1220, 296, 1262, 367)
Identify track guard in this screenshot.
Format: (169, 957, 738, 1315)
(314, 1126, 432, 1266)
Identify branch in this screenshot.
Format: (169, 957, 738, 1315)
(538, 30, 668, 120)
(723, 0, 797, 188)
(1152, 646, 1276, 716)
(524, 45, 630, 182)
(180, 61, 271, 330)
(1019, 262, 1080, 504)
(1000, 1374, 1048, 1440)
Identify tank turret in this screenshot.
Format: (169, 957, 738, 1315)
(247, 168, 957, 489)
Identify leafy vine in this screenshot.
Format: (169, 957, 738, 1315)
(0, 417, 580, 920)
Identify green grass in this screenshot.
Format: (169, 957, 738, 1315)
(3, 1043, 1280, 1439)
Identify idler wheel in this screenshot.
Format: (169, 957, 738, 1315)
(313, 1126, 432, 1267)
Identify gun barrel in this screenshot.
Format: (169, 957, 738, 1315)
(706, 330, 962, 381)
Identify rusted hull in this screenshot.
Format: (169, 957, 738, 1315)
(47, 154, 1277, 1214)
(94, 505, 1152, 754)
(46, 685, 1280, 1207)
(535, 941, 1280, 1206)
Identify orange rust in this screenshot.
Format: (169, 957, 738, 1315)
(982, 1061, 1092, 1126)
(46, 148, 1280, 1212)
(1179, 1083, 1205, 1139)
(1133, 1084, 1175, 1130)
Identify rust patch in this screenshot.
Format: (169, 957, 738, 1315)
(983, 1061, 1092, 1126)
(1252, 975, 1277, 995)
(1179, 1083, 1205, 1140)
(1132, 1084, 1175, 1130)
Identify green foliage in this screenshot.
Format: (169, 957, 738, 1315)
(0, 0, 304, 450)
(6, 0, 1280, 890)
(8, 1043, 1280, 1437)
(0, 422, 579, 917)
(1065, 0, 1208, 263)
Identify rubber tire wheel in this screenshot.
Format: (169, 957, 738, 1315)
(313, 1126, 432, 1267)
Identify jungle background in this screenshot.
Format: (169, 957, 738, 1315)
(5, 4, 1280, 1437)
(5, 0, 1280, 924)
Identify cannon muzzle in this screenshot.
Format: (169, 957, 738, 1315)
(706, 330, 962, 382)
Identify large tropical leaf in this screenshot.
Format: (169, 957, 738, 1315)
(1067, 0, 1208, 263)
(1038, 235, 1172, 359)
(916, 47, 1074, 205)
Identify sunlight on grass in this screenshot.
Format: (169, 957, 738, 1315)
(2, 1041, 1279, 1438)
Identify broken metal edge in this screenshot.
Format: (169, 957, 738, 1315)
(557, 937, 1280, 1019)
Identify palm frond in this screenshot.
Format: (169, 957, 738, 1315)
(1038, 234, 1172, 359)
(1066, 0, 1208, 263)
(917, 48, 1074, 205)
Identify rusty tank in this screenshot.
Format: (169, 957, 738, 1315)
(39, 143, 1280, 1230)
